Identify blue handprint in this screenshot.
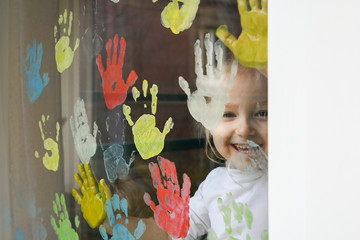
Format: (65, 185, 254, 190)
(23, 40, 49, 104)
(99, 194, 146, 240)
(103, 144, 135, 183)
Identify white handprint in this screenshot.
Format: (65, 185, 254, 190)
(70, 98, 98, 164)
(179, 33, 238, 130)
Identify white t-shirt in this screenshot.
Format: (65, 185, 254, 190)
(184, 166, 268, 240)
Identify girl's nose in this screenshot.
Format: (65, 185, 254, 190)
(235, 117, 255, 138)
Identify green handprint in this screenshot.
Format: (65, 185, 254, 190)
(123, 79, 174, 160)
(54, 9, 80, 73)
(216, 0, 267, 68)
(51, 193, 79, 240)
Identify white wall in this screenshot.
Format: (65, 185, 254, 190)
(269, 0, 360, 239)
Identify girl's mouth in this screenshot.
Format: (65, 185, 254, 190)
(232, 143, 262, 157)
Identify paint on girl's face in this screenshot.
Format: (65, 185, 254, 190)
(99, 194, 146, 240)
(15, 228, 25, 240)
(143, 156, 191, 238)
(23, 40, 49, 104)
(54, 9, 80, 73)
(50, 193, 79, 240)
(70, 98, 98, 164)
(96, 34, 138, 110)
(153, 0, 200, 34)
(34, 115, 60, 171)
(179, 33, 238, 130)
(123, 80, 174, 160)
(215, 0, 267, 68)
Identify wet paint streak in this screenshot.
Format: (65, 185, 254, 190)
(23, 40, 49, 103)
(96, 34, 138, 110)
(54, 9, 80, 73)
(123, 80, 174, 160)
(215, 0, 267, 68)
(179, 33, 238, 130)
(51, 193, 79, 240)
(155, 0, 200, 34)
(70, 98, 98, 164)
(143, 156, 190, 238)
(3, 206, 11, 228)
(100, 194, 146, 240)
(104, 144, 135, 183)
(32, 218, 47, 240)
(15, 227, 25, 240)
(35, 115, 60, 171)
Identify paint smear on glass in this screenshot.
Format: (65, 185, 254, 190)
(96, 34, 138, 109)
(50, 193, 79, 240)
(154, 0, 200, 34)
(104, 144, 135, 183)
(100, 194, 146, 240)
(34, 115, 60, 171)
(15, 227, 25, 240)
(179, 33, 238, 130)
(123, 80, 174, 160)
(70, 98, 98, 164)
(3, 205, 11, 228)
(32, 218, 47, 240)
(143, 156, 190, 238)
(215, 0, 267, 68)
(54, 9, 80, 73)
(23, 40, 49, 104)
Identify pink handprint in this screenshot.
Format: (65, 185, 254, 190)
(143, 156, 191, 238)
(96, 34, 138, 110)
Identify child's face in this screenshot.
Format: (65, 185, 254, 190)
(210, 68, 268, 171)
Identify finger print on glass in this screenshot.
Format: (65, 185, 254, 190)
(99, 194, 146, 240)
(96, 34, 138, 110)
(54, 9, 80, 73)
(144, 156, 190, 238)
(70, 98, 98, 164)
(34, 115, 60, 171)
(216, 0, 268, 68)
(123, 80, 174, 160)
(179, 33, 238, 130)
(23, 40, 49, 104)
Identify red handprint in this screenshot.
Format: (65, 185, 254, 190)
(96, 34, 138, 110)
(144, 156, 191, 238)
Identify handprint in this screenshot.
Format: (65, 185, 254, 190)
(70, 98, 98, 164)
(34, 115, 60, 171)
(208, 193, 267, 240)
(96, 34, 138, 110)
(216, 0, 267, 68)
(51, 193, 79, 240)
(99, 194, 146, 240)
(72, 163, 112, 228)
(54, 9, 80, 73)
(23, 40, 49, 104)
(179, 33, 238, 130)
(143, 156, 190, 238)
(154, 0, 200, 34)
(123, 80, 174, 160)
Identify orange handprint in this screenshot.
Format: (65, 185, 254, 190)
(96, 34, 138, 110)
(143, 156, 191, 238)
(216, 0, 267, 68)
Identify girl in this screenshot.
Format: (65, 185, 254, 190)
(185, 63, 268, 240)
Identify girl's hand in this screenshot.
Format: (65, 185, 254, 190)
(216, 0, 267, 69)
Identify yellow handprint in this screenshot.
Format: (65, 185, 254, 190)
(72, 163, 112, 228)
(35, 114, 60, 171)
(123, 80, 174, 160)
(156, 0, 200, 34)
(54, 9, 80, 73)
(216, 0, 267, 68)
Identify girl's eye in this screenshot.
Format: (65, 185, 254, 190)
(254, 110, 268, 120)
(223, 112, 236, 118)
